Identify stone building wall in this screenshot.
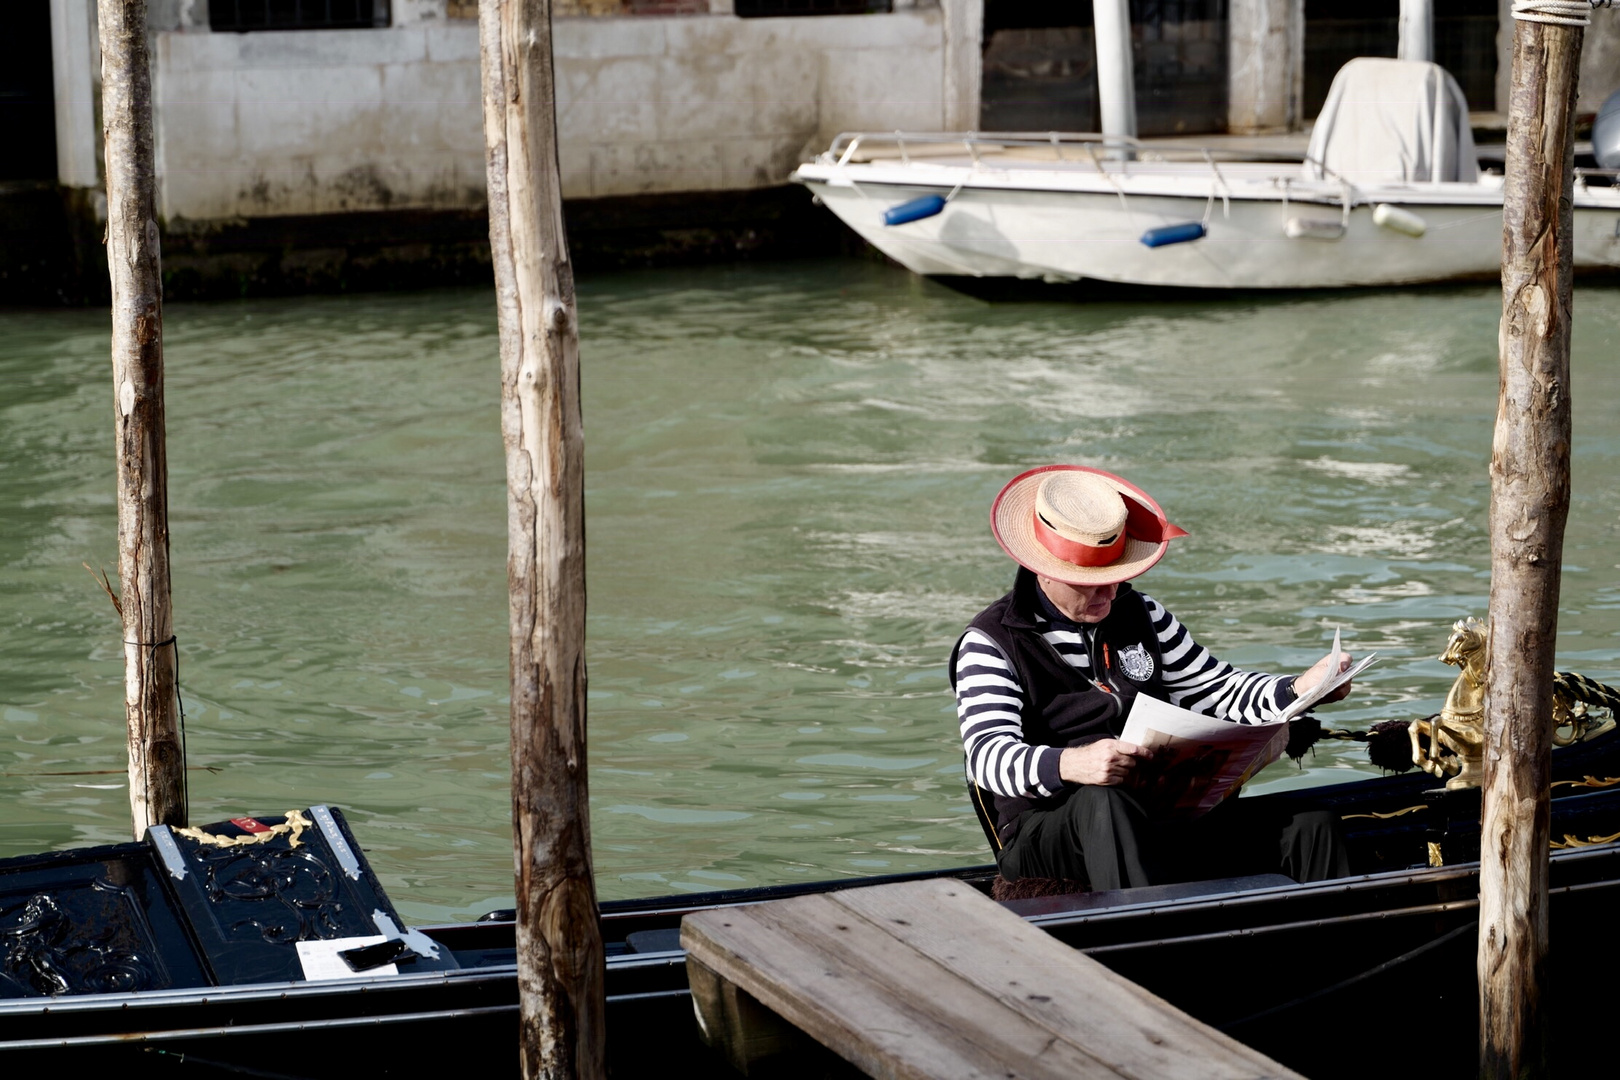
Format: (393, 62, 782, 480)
(54, 1, 956, 224)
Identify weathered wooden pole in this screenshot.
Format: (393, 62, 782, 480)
(99, 0, 186, 838)
(1480, 3, 1589, 1076)
(477, 1, 605, 1077)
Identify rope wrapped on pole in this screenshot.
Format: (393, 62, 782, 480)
(1511, 0, 1613, 25)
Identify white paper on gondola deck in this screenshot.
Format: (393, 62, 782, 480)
(1119, 695, 1290, 817)
(296, 936, 397, 980)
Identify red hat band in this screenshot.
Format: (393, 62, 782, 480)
(1032, 513, 1127, 567)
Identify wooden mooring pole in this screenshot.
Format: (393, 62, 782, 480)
(99, 0, 186, 838)
(1481, 4, 1589, 1076)
(477, 1, 605, 1077)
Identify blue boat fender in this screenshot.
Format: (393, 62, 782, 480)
(883, 195, 948, 227)
(1140, 222, 1206, 248)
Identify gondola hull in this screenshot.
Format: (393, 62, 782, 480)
(4, 737, 1620, 1078)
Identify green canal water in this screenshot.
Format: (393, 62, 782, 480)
(3, 262, 1619, 924)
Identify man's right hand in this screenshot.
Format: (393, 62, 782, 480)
(1059, 739, 1151, 786)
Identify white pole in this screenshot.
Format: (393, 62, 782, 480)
(1399, 0, 1434, 62)
(1092, 0, 1137, 144)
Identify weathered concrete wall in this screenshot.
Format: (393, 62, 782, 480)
(150, 11, 951, 223)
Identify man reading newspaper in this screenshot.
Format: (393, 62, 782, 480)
(951, 466, 1357, 891)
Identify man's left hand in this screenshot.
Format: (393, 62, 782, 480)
(1294, 651, 1354, 704)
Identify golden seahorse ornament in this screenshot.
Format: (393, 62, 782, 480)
(1409, 618, 1488, 790)
(1409, 619, 1618, 790)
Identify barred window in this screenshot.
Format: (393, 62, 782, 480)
(209, 0, 391, 32)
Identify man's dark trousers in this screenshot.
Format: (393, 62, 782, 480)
(995, 785, 1350, 890)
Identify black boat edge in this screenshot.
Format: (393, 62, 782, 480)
(5, 731, 1620, 1078)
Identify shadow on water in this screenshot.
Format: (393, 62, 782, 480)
(930, 269, 1620, 305)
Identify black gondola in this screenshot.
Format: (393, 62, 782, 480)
(3, 724, 1619, 1079)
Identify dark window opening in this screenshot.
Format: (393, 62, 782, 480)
(1305, 0, 1500, 117)
(0, 0, 57, 181)
(981, 0, 1228, 137)
(625, 0, 715, 14)
(209, 0, 391, 32)
(734, 0, 891, 17)
(986, 0, 1225, 34)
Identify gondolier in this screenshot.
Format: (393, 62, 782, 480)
(952, 465, 1354, 890)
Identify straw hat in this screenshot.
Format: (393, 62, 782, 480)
(990, 465, 1188, 586)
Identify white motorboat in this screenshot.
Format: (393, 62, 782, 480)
(792, 59, 1620, 291)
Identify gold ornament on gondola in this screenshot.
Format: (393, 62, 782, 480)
(1410, 618, 1488, 790)
(1407, 619, 1620, 790)
(1551, 672, 1620, 747)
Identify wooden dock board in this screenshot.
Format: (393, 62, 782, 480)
(681, 877, 1305, 1080)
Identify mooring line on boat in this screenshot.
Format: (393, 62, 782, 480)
(1429, 208, 1508, 232)
(1199, 149, 1232, 224)
(1083, 142, 1133, 219)
(1218, 920, 1476, 1031)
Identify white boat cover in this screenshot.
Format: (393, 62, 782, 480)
(1596, 88, 1620, 169)
(1305, 58, 1478, 185)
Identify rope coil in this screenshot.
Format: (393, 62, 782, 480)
(1511, 0, 1611, 26)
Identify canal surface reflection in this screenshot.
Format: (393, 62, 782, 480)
(2, 261, 1618, 921)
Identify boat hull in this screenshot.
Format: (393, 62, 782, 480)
(11, 847, 1613, 1079)
(796, 158, 1620, 289)
(7, 734, 1620, 1076)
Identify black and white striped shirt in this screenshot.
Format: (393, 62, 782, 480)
(954, 592, 1295, 800)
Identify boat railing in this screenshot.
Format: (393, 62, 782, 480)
(824, 131, 1308, 170)
(822, 131, 1345, 225)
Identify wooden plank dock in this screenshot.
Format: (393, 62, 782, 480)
(682, 877, 1305, 1080)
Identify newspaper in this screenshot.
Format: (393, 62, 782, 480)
(1119, 695, 1290, 817)
(1119, 630, 1378, 817)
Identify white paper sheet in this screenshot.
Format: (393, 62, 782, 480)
(1280, 628, 1379, 722)
(296, 935, 397, 981)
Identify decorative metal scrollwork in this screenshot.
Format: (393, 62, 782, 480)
(191, 842, 349, 945)
(0, 885, 158, 997)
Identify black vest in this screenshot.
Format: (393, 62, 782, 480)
(950, 569, 1169, 845)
